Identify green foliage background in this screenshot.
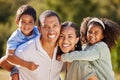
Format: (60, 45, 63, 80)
(0, 0, 120, 72)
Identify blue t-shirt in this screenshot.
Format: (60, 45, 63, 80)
(7, 26, 40, 50)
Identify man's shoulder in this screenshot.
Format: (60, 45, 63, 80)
(16, 37, 39, 52)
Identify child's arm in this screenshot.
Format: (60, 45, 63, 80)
(0, 55, 14, 71)
(61, 45, 100, 62)
(0, 55, 19, 80)
(7, 49, 39, 71)
(61, 49, 99, 62)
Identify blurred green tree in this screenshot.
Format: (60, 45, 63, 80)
(0, 0, 120, 71)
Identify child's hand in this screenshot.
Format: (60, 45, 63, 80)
(57, 55, 61, 61)
(26, 62, 39, 71)
(9, 73, 19, 80)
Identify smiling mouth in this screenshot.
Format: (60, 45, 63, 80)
(62, 44, 70, 48)
(48, 34, 56, 39)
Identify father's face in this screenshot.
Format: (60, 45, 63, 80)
(40, 16, 61, 43)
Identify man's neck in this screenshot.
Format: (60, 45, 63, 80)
(40, 39, 57, 59)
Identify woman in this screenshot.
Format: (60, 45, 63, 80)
(57, 21, 98, 80)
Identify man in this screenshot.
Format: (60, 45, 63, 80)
(15, 10, 63, 80)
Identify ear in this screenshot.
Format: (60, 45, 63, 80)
(16, 20, 19, 26)
(75, 37, 79, 44)
(101, 33, 105, 40)
(37, 26, 41, 33)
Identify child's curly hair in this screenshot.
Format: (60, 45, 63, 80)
(80, 17, 92, 44)
(100, 18, 120, 49)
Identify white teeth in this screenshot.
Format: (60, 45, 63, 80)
(62, 44, 69, 47)
(48, 35, 56, 39)
(24, 28, 29, 31)
(24, 27, 29, 30)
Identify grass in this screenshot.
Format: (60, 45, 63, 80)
(0, 69, 9, 80)
(0, 69, 120, 80)
(115, 72, 120, 80)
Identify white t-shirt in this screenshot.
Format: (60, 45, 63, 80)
(15, 36, 63, 80)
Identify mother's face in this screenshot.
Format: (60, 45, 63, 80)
(58, 26, 79, 53)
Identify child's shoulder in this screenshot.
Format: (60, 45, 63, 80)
(7, 28, 21, 41)
(95, 41, 106, 45)
(10, 28, 19, 36)
(94, 41, 109, 49)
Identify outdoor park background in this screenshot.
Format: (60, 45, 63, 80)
(0, 0, 120, 80)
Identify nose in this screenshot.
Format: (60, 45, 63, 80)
(48, 27, 54, 33)
(89, 32, 95, 37)
(63, 37, 69, 43)
(23, 23, 31, 28)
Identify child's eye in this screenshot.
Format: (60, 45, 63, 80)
(29, 21, 33, 23)
(29, 21, 34, 24)
(94, 32, 98, 35)
(87, 31, 92, 34)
